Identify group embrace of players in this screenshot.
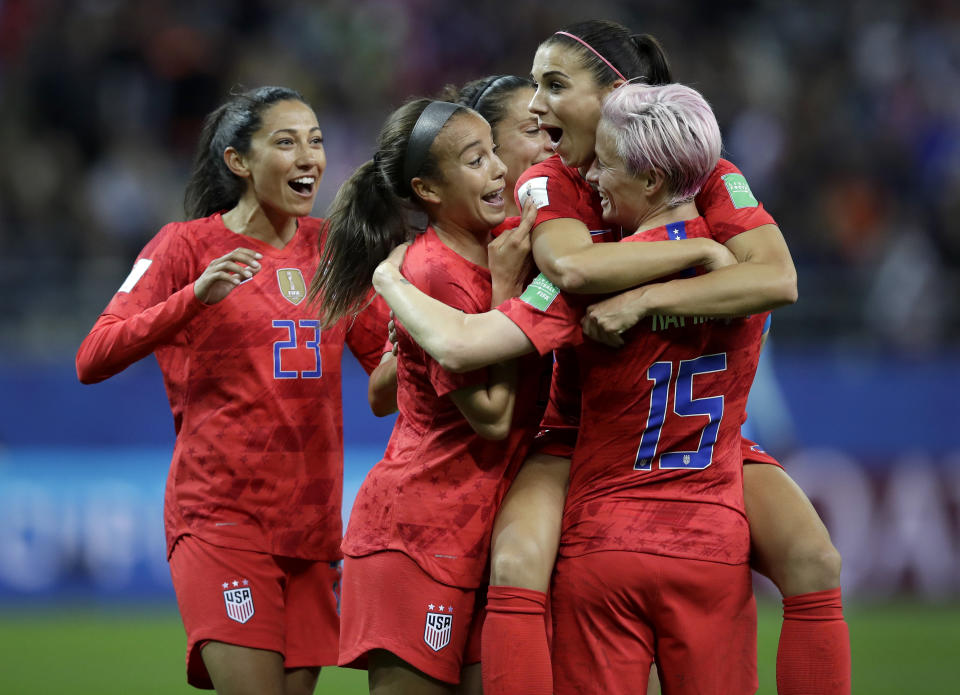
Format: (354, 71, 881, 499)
(77, 18, 851, 695)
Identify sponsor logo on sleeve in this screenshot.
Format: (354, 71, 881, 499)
(423, 602, 454, 651)
(277, 268, 306, 305)
(519, 273, 561, 312)
(517, 176, 550, 209)
(721, 173, 759, 209)
(222, 579, 254, 624)
(117, 258, 152, 293)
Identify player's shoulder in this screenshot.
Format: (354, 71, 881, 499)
(298, 215, 325, 243)
(517, 155, 577, 187)
(142, 217, 210, 256)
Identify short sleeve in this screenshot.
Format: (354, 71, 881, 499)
(497, 274, 583, 356)
(516, 158, 593, 227)
(696, 159, 777, 244)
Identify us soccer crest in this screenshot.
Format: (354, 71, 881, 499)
(276, 268, 306, 305)
(223, 582, 255, 624)
(423, 604, 453, 652)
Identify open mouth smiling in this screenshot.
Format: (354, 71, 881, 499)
(288, 176, 315, 195)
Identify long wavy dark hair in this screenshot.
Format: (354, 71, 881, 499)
(184, 85, 306, 219)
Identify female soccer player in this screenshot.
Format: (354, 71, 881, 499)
(307, 97, 550, 695)
(76, 86, 389, 695)
(485, 19, 848, 695)
(441, 75, 554, 221)
(372, 80, 775, 695)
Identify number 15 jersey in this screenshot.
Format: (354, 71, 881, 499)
(499, 216, 764, 566)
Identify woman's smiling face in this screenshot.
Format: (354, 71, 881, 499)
(528, 43, 612, 170)
(419, 111, 509, 234)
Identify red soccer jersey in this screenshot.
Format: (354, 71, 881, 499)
(342, 227, 551, 588)
(499, 217, 764, 565)
(76, 214, 388, 561)
(516, 155, 617, 243)
(490, 215, 520, 238)
(515, 155, 776, 458)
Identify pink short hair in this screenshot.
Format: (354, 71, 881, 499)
(600, 83, 722, 206)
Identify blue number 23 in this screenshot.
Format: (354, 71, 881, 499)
(272, 319, 322, 379)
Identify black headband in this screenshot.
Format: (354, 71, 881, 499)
(403, 101, 461, 185)
(468, 75, 512, 113)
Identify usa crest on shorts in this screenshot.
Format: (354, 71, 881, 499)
(423, 603, 453, 651)
(223, 580, 255, 624)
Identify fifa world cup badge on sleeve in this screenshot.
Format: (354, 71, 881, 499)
(223, 579, 255, 624)
(520, 273, 561, 312)
(277, 268, 307, 305)
(517, 177, 550, 209)
(423, 603, 454, 651)
(720, 173, 759, 209)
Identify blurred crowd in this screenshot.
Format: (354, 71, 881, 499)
(1, 0, 957, 358)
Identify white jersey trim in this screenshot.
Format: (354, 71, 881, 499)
(118, 258, 153, 293)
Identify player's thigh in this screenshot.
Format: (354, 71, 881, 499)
(200, 642, 285, 695)
(489, 453, 570, 590)
(455, 662, 482, 695)
(368, 649, 457, 695)
(743, 463, 841, 595)
(283, 666, 321, 695)
(550, 552, 656, 695)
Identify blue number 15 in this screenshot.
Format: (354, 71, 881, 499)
(634, 353, 726, 471)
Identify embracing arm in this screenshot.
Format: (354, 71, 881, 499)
(531, 218, 730, 294)
(449, 360, 518, 440)
(629, 224, 796, 316)
(372, 260, 534, 373)
(582, 225, 797, 344)
(367, 351, 398, 417)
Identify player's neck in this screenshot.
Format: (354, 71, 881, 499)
(222, 200, 298, 249)
(634, 200, 698, 235)
(431, 220, 491, 268)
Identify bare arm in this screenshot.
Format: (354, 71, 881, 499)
(449, 360, 518, 440)
(531, 217, 730, 294)
(582, 225, 797, 344)
(372, 257, 534, 373)
(631, 224, 796, 315)
(367, 351, 398, 417)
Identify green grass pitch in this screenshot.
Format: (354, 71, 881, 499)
(1, 598, 956, 694)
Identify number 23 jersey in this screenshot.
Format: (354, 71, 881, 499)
(76, 214, 387, 561)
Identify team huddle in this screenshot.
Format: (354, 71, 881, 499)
(77, 18, 851, 695)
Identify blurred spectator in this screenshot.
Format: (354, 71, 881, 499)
(0, 0, 958, 357)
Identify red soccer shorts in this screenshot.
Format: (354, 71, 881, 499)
(741, 436, 784, 469)
(339, 550, 484, 684)
(551, 550, 757, 695)
(168, 534, 340, 689)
